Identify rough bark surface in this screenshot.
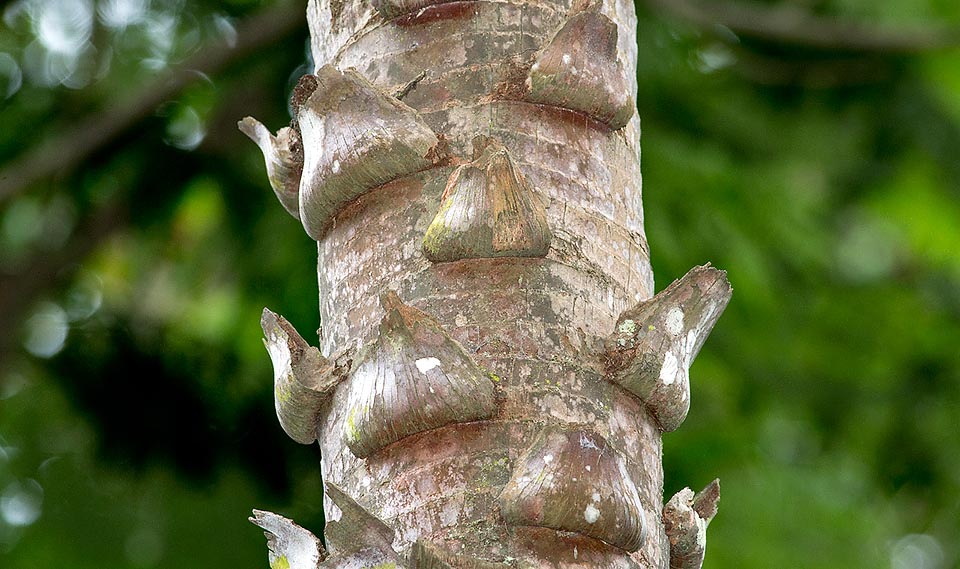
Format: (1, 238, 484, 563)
(243, 0, 732, 567)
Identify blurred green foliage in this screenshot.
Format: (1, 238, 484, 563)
(0, 0, 958, 568)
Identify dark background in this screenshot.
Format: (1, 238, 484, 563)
(1, 0, 958, 567)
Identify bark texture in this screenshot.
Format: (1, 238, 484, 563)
(244, 0, 732, 567)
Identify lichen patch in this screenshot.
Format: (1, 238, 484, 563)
(659, 351, 679, 385)
(415, 357, 441, 373)
(665, 306, 684, 337)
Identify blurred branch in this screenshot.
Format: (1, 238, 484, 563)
(732, 51, 894, 87)
(0, 0, 307, 203)
(642, 0, 960, 53)
(0, 201, 126, 357)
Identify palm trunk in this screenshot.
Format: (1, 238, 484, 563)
(243, 0, 732, 567)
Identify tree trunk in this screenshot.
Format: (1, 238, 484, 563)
(242, 0, 732, 567)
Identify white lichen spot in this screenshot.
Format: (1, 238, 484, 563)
(684, 329, 698, 362)
(331, 159, 340, 174)
(543, 454, 554, 464)
(660, 351, 679, 385)
(665, 307, 684, 337)
(562, 53, 571, 65)
(591, 492, 600, 502)
(579, 432, 600, 450)
(573, 546, 578, 560)
(585, 465, 592, 472)
(440, 501, 459, 526)
(617, 319, 637, 335)
(403, 526, 419, 545)
(415, 357, 441, 373)
(584, 504, 600, 523)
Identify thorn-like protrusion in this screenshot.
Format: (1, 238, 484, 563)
(526, 1, 635, 129)
(239, 117, 303, 218)
(249, 509, 327, 569)
(690, 478, 721, 522)
(605, 265, 732, 432)
(663, 479, 720, 569)
(261, 308, 352, 444)
(410, 540, 455, 569)
(423, 135, 551, 262)
(409, 539, 513, 568)
(323, 482, 398, 558)
(343, 291, 498, 458)
(499, 428, 647, 552)
(298, 65, 440, 239)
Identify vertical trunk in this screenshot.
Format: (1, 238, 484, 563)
(244, 0, 731, 567)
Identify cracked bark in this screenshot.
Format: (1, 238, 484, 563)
(244, 0, 731, 567)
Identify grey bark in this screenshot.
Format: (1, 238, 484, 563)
(244, 0, 732, 567)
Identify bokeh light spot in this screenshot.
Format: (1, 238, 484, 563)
(97, 0, 148, 29)
(696, 43, 736, 74)
(891, 534, 945, 569)
(23, 302, 69, 358)
(163, 105, 206, 150)
(35, 0, 93, 54)
(0, 53, 23, 98)
(65, 273, 104, 322)
(212, 14, 236, 48)
(0, 372, 29, 401)
(0, 480, 43, 528)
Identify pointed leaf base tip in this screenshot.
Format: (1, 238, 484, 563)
(423, 136, 551, 262)
(605, 264, 732, 431)
(298, 65, 439, 240)
(526, 1, 635, 129)
(239, 117, 302, 219)
(692, 478, 720, 522)
(250, 509, 326, 569)
(410, 540, 455, 569)
(261, 308, 351, 444)
(663, 480, 720, 569)
(323, 482, 397, 558)
(499, 428, 647, 552)
(343, 292, 498, 458)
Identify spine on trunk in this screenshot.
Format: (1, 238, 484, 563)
(525, 0, 635, 129)
(342, 291, 498, 458)
(422, 135, 551, 262)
